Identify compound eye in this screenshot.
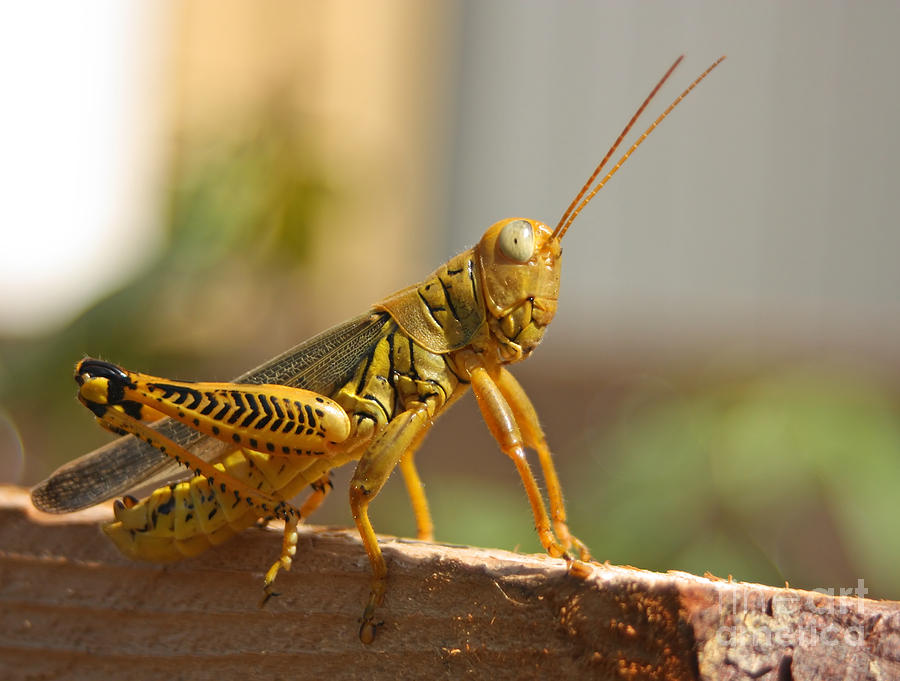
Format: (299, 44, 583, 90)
(498, 219, 534, 263)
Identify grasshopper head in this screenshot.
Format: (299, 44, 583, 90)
(475, 217, 561, 361)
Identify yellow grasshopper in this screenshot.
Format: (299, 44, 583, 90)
(32, 55, 724, 643)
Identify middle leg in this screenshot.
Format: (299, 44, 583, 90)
(349, 404, 433, 643)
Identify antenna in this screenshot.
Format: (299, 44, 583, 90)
(553, 55, 726, 240)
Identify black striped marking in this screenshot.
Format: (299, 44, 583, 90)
(418, 290, 446, 328)
(152, 383, 204, 410)
(226, 391, 247, 425)
(466, 259, 478, 301)
(438, 276, 460, 321)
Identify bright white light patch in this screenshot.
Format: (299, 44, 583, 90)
(0, 2, 167, 336)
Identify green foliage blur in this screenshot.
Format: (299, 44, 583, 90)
(564, 368, 900, 598)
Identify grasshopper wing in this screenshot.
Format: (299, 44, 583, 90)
(32, 312, 394, 512)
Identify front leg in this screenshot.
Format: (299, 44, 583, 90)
(457, 351, 570, 562)
(349, 404, 433, 644)
(496, 367, 590, 560)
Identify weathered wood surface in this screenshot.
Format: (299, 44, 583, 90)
(1, 485, 898, 680)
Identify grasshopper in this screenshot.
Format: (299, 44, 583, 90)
(32, 55, 724, 643)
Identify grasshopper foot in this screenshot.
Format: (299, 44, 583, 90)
(259, 517, 299, 607)
(552, 519, 591, 562)
(259, 587, 280, 608)
(358, 577, 387, 644)
(567, 558, 593, 580)
(358, 605, 383, 644)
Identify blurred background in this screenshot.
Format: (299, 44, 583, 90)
(2, 1, 899, 599)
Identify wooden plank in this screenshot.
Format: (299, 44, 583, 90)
(1, 485, 897, 680)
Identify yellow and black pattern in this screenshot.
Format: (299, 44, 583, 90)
(414, 255, 483, 344)
(103, 441, 360, 562)
(376, 250, 486, 354)
(32, 314, 394, 514)
(136, 380, 346, 456)
(104, 447, 326, 561)
(334, 321, 462, 442)
(77, 319, 464, 563)
(69, 358, 352, 561)
(74, 359, 351, 458)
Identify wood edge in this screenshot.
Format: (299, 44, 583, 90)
(2, 485, 898, 680)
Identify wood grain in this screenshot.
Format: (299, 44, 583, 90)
(1, 485, 897, 680)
